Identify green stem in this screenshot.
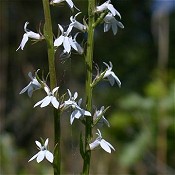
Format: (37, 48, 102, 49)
(83, 0, 95, 174)
(42, 0, 61, 174)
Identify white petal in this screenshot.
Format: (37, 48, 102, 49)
(100, 139, 112, 153)
(52, 87, 59, 94)
(24, 21, 29, 32)
(69, 37, 78, 51)
(34, 99, 44, 108)
(111, 72, 121, 87)
(74, 92, 78, 100)
(105, 140, 115, 151)
(112, 23, 118, 35)
(19, 83, 31, 94)
(66, 25, 73, 35)
(103, 62, 110, 69)
(78, 98, 82, 106)
(104, 23, 111, 33)
(117, 21, 124, 29)
(66, 0, 73, 9)
(72, 109, 82, 119)
(54, 35, 64, 47)
(58, 24, 64, 34)
(89, 140, 100, 150)
(37, 151, 45, 163)
(97, 129, 102, 137)
(35, 141, 42, 148)
(63, 37, 71, 53)
(67, 89, 72, 97)
(107, 4, 121, 18)
(44, 138, 49, 148)
(44, 86, 50, 95)
(107, 74, 115, 86)
(45, 150, 54, 163)
(83, 110, 91, 116)
(16, 33, 29, 51)
(27, 31, 41, 39)
(28, 153, 39, 162)
(40, 96, 52, 108)
(51, 96, 59, 109)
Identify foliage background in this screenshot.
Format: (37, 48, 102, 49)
(0, 0, 175, 174)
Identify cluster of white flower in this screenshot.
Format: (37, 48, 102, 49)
(17, 0, 123, 164)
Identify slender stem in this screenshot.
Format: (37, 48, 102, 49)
(83, 0, 95, 174)
(42, 0, 61, 174)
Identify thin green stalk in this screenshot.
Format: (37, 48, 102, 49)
(42, 0, 61, 174)
(83, 0, 95, 174)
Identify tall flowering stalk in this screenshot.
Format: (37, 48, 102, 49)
(17, 0, 124, 174)
(83, 0, 95, 173)
(42, 0, 61, 174)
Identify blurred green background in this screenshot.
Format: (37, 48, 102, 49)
(0, 0, 175, 174)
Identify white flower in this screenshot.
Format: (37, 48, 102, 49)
(103, 61, 121, 87)
(50, 0, 79, 11)
(93, 106, 110, 127)
(96, 0, 121, 17)
(104, 13, 124, 35)
(89, 129, 115, 153)
(54, 24, 78, 53)
(28, 138, 53, 163)
(70, 12, 86, 32)
(64, 89, 91, 124)
(16, 22, 43, 51)
(71, 33, 84, 54)
(34, 86, 59, 109)
(19, 72, 41, 97)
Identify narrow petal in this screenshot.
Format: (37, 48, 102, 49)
(117, 21, 124, 29)
(72, 109, 82, 119)
(106, 140, 115, 151)
(44, 138, 49, 148)
(40, 96, 52, 108)
(112, 23, 118, 35)
(74, 92, 78, 100)
(16, 33, 29, 51)
(63, 37, 71, 53)
(69, 37, 78, 51)
(89, 140, 100, 150)
(66, 0, 73, 9)
(19, 83, 31, 94)
(52, 87, 59, 94)
(54, 36, 64, 47)
(107, 74, 115, 86)
(28, 153, 38, 162)
(111, 72, 121, 87)
(37, 151, 45, 163)
(104, 23, 111, 33)
(58, 24, 64, 34)
(45, 150, 54, 163)
(27, 31, 41, 40)
(83, 110, 91, 116)
(51, 96, 59, 109)
(34, 99, 44, 108)
(35, 141, 42, 148)
(100, 139, 111, 153)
